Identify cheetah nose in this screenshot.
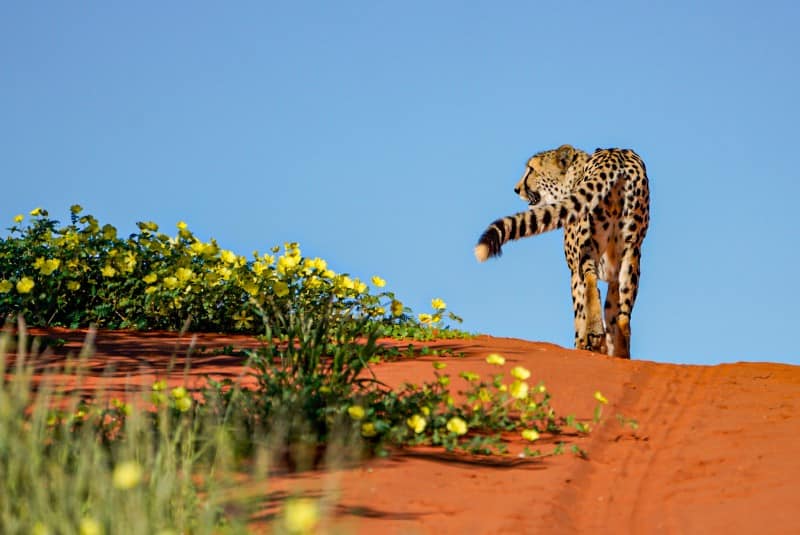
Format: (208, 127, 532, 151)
(514, 186, 520, 194)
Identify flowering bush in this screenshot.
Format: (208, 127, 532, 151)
(0, 207, 464, 339)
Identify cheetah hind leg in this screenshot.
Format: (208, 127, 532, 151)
(580, 271, 607, 354)
(570, 272, 587, 349)
(604, 280, 628, 358)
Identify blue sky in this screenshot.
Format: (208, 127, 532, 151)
(2, 1, 798, 365)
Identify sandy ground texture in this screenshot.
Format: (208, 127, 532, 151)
(13, 328, 800, 534)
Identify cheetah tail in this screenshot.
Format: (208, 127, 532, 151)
(474, 203, 567, 262)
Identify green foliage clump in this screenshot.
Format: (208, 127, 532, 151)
(0, 206, 467, 339)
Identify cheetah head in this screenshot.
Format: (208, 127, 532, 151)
(513, 144, 585, 207)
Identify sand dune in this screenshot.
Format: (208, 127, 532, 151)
(18, 329, 800, 534)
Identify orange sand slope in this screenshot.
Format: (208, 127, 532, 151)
(18, 329, 800, 534)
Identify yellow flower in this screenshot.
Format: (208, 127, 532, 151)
(446, 417, 468, 436)
(431, 298, 446, 310)
(277, 254, 299, 274)
(360, 422, 377, 437)
(432, 361, 447, 370)
(67, 281, 81, 291)
(355, 280, 367, 294)
(175, 267, 193, 282)
(111, 398, 132, 415)
(371, 275, 386, 288)
(152, 379, 168, 391)
(143, 273, 158, 284)
(13, 214, 23, 223)
(171, 386, 187, 399)
(486, 353, 505, 366)
(421, 406, 431, 416)
(232, 310, 254, 329)
(347, 405, 365, 420)
(0, 280, 12, 293)
(38, 258, 61, 275)
(220, 249, 237, 264)
(509, 380, 529, 399)
(30, 207, 43, 216)
(252, 261, 268, 276)
(101, 265, 117, 278)
(283, 498, 319, 534)
(175, 397, 192, 412)
(162, 276, 178, 289)
(406, 414, 427, 434)
(16, 277, 34, 294)
(273, 281, 290, 297)
(241, 280, 259, 296)
(118, 252, 136, 273)
(478, 388, 492, 403)
(70, 204, 83, 214)
(176, 221, 187, 230)
(102, 224, 117, 240)
(438, 375, 450, 386)
(510, 366, 531, 381)
(79, 517, 102, 535)
(522, 429, 540, 442)
(112, 460, 142, 489)
(144, 285, 158, 295)
(594, 391, 608, 404)
(391, 300, 404, 316)
(418, 313, 433, 324)
(189, 241, 206, 256)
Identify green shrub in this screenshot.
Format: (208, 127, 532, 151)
(0, 207, 466, 339)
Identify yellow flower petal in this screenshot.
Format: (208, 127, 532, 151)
(446, 417, 467, 436)
(510, 366, 531, 381)
(347, 405, 365, 420)
(521, 429, 540, 442)
(485, 353, 505, 366)
(112, 461, 142, 489)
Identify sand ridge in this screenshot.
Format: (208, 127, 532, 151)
(13, 328, 800, 534)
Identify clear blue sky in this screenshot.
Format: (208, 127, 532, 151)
(2, 1, 798, 365)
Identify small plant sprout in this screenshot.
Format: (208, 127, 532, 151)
(593, 391, 609, 422)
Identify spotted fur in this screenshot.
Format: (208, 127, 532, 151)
(474, 144, 650, 358)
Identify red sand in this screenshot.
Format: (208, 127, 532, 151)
(13, 328, 800, 534)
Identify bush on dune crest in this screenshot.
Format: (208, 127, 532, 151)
(0, 206, 464, 339)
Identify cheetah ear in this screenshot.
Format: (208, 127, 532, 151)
(556, 144, 575, 169)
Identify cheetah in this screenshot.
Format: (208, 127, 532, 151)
(474, 145, 650, 359)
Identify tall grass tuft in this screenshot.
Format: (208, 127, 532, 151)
(0, 320, 254, 534)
